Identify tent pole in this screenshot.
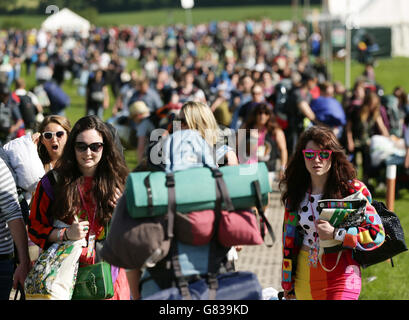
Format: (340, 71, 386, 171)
(345, 26, 351, 90)
(345, 0, 352, 90)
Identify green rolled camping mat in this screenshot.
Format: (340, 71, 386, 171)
(126, 162, 272, 218)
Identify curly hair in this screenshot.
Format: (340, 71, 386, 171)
(51, 115, 129, 225)
(280, 126, 356, 212)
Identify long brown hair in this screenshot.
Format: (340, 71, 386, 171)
(242, 102, 278, 134)
(51, 115, 129, 225)
(37, 115, 72, 165)
(280, 126, 356, 212)
(360, 91, 380, 122)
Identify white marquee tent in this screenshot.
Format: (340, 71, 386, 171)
(41, 8, 91, 36)
(328, 0, 409, 57)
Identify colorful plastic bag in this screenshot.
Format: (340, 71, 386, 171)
(24, 239, 86, 300)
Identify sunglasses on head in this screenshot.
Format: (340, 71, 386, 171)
(75, 142, 104, 153)
(42, 131, 65, 140)
(302, 149, 332, 161)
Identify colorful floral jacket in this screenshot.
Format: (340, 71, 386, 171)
(281, 179, 385, 291)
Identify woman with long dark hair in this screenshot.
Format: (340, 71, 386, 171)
(280, 126, 384, 300)
(346, 91, 389, 184)
(28, 115, 130, 299)
(240, 102, 287, 181)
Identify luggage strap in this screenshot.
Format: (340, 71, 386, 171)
(164, 167, 232, 300)
(143, 174, 154, 216)
(165, 173, 176, 239)
(252, 180, 275, 247)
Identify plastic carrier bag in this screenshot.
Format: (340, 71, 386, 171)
(25, 238, 86, 300)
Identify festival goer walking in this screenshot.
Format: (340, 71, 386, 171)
(28, 115, 130, 299)
(280, 126, 385, 300)
(86, 69, 109, 119)
(345, 91, 390, 185)
(0, 155, 31, 300)
(179, 101, 238, 166)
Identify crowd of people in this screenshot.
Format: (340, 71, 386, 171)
(0, 18, 408, 300)
(1, 21, 408, 186)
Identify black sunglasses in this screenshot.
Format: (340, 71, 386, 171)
(42, 131, 65, 140)
(74, 142, 104, 152)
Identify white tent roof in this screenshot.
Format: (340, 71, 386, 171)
(328, 0, 409, 57)
(328, 0, 409, 27)
(41, 8, 90, 35)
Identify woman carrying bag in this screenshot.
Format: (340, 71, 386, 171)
(279, 126, 385, 300)
(28, 115, 130, 300)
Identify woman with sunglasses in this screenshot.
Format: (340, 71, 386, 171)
(279, 126, 384, 300)
(28, 115, 130, 299)
(36, 115, 71, 172)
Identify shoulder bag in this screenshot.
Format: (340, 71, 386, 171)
(353, 200, 407, 268)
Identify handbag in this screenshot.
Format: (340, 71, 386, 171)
(90, 91, 104, 102)
(353, 200, 408, 268)
(71, 261, 114, 300)
(13, 283, 25, 301)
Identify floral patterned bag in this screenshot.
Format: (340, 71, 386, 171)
(24, 239, 86, 300)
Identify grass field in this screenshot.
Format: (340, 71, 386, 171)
(331, 57, 409, 95)
(4, 6, 409, 299)
(0, 5, 316, 29)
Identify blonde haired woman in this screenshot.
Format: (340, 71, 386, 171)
(180, 101, 238, 166)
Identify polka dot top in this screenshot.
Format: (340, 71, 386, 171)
(298, 193, 322, 248)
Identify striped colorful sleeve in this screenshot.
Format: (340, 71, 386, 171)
(342, 180, 385, 251)
(27, 179, 54, 249)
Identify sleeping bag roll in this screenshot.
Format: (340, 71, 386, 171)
(126, 162, 272, 218)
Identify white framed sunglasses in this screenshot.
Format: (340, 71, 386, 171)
(42, 131, 66, 140)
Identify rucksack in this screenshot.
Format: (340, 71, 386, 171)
(382, 95, 402, 137)
(18, 95, 37, 130)
(310, 96, 346, 127)
(32, 85, 50, 108)
(270, 81, 292, 130)
(43, 81, 70, 114)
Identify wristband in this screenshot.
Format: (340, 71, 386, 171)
(334, 228, 347, 242)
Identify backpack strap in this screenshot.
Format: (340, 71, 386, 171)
(210, 167, 234, 212)
(143, 174, 154, 216)
(252, 180, 275, 246)
(41, 170, 58, 200)
(165, 173, 176, 240)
